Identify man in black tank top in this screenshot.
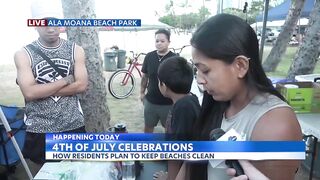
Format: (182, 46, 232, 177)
(140, 29, 176, 133)
(13, 0, 88, 173)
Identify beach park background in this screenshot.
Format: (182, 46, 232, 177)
(0, 1, 319, 179)
(0, 0, 195, 132)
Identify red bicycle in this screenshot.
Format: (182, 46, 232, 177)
(108, 51, 146, 99)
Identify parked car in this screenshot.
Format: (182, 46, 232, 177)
(257, 28, 281, 43)
(266, 28, 280, 42)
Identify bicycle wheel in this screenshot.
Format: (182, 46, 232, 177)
(108, 70, 136, 99)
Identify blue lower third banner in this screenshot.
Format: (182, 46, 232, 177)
(45, 134, 305, 161)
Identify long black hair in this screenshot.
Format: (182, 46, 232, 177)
(188, 14, 285, 180)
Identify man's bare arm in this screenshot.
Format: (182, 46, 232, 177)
(54, 45, 88, 96)
(140, 73, 148, 101)
(14, 49, 69, 101)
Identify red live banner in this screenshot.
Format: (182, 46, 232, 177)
(27, 19, 48, 27)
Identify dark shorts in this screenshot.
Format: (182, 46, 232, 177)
(143, 98, 172, 128)
(22, 126, 86, 165)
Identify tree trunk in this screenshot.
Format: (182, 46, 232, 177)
(61, 0, 110, 132)
(262, 0, 305, 72)
(287, 0, 320, 80)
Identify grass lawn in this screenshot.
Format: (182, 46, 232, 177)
(1, 45, 319, 132)
(263, 46, 320, 78)
(1, 45, 319, 106)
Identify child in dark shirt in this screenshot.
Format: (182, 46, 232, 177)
(154, 56, 201, 180)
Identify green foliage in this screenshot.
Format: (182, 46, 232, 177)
(159, 0, 285, 29)
(250, 0, 265, 22)
(198, 6, 210, 23)
(159, 14, 178, 27)
(223, 0, 283, 24)
(224, 8, 247, 20)
(159, 6, 211, 30)
(251, 0, 265, 13)
(179, 13, 199, 29)
(224, 0, 264, 24)
(264, 46, 320, 77)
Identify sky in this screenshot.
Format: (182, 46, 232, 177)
(0, 0, 165, 65)
(0, 0, 216, 65)
(0, 0, 35, 65)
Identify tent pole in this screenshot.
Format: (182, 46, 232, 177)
(0, 107, 33, 180)
(221, 0, 224, 14)
(259, 0, 270, 62)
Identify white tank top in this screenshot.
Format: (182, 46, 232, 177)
(208, 93, 291, 180)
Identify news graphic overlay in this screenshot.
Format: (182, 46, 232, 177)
(45, 130, 305, 161)
(209, 128, 245, 176)
(27, 19, 141, 27)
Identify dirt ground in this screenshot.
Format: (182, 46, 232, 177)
(104, 70, 165, 133)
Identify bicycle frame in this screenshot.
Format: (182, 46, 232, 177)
(120, 46, 191, 86)
(121, 53, 144, 86)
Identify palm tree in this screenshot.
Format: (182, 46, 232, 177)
(61, 0, 111, 132)
(262, 0, 306, 72)
(287, 0, 320, 80)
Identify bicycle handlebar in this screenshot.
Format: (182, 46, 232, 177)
(129, 51, 147, 59)
(169, 45, 191, 55)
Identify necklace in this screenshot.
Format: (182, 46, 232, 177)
(157, 54, 165, 62)
(157, 51, 169, 62)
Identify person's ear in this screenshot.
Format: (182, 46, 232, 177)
(159, 81, 164, 86)
(161, 82, 168, 90)
(233, 55, 250, 78)
(159, 81, 166, 89)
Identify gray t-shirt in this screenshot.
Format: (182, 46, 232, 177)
(23, 39, 84, 133)
(208, 93, 290, 180)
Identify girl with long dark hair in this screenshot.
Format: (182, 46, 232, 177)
(185, 14, 301, 180)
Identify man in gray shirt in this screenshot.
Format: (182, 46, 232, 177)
(14, 0, 88, 174)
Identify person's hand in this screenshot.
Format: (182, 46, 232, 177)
(226, 160, 269, 180)
(140, 92, 145, 104)
(228, 174, 249, 180)
(153, 171, 167, 180)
